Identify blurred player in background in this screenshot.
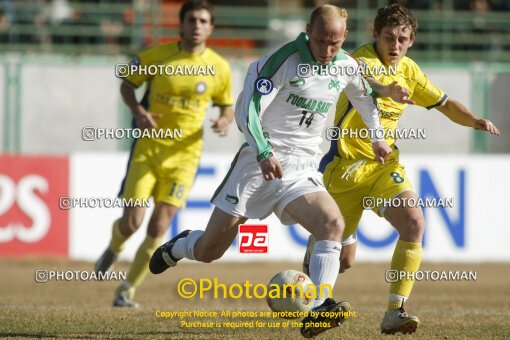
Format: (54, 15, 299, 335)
(303, 3, 500, 335)
(94, 0, 233, 308)
(147, 5, 416, 338)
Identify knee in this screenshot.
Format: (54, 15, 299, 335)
(399, 214, 425, 241)
(120, 215, 142, 235)
(407, 215, 425, 236)
(320, 216, 344, 241)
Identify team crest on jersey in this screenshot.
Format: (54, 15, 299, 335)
(196, 82, 207, 94)
(255, 77, 273, 95)
(328, 79, 340, 92)
(359, 59, 367, 72)
(289, 77, 306, 87)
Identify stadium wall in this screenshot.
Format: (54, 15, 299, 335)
(3, 56, 507, 155)
(1, 153, 509, 262)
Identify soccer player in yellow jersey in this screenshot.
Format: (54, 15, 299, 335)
(94, 0, 233, 307)
(303, 3, 500, 334)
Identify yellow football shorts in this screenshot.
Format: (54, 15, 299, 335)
(323, 156, 414, 238)
(119, 138, 201, 208)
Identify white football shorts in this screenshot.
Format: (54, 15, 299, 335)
(211, 145, 326, 225)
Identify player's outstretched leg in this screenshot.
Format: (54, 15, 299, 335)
(149, 229, 192, 274)
(300, 298, 352, 338)
(150, 207, 245, 274)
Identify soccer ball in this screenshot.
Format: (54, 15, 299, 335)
(266, 269, 315, 315)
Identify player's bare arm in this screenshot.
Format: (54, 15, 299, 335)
(120, 81, 161, 129)
(366, 77, 415, 104)
(436, 98, 500, 135)
(210, 105, 234, 136)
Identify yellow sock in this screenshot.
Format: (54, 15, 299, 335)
(126, 235, 163, 287)
(109, 219, 129, 254)
(387, 239, 422, 311)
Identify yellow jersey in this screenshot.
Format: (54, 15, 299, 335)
(124, 42, 233, 147)
(329, 43, 447, 161)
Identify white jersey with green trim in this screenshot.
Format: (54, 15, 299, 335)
(234, 32, 383, 162)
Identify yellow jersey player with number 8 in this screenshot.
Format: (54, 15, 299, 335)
(303, 3, 500, 335)
(94, 0, 233, 308)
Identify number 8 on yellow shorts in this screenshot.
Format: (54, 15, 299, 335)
(322, 156, 414, 238)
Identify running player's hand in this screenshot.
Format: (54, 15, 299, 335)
(372, 140, 392, 164)
(259, 156, 284, 181)
(387, 81, 415, 105)
(474, 119, 500, 136)
(210, 116, 230, 136)
(134, 111, 161, 130)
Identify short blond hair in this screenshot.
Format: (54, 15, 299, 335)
(309, 4, 348, 27)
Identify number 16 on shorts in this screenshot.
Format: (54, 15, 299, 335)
(238, 224, 268, 254)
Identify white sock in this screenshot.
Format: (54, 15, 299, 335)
(388, 294, 407, 308)
(309, 239, 341, 308)
(170, 230, 204, 261)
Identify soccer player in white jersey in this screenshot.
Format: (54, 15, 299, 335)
(149, 5, 401, 338)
